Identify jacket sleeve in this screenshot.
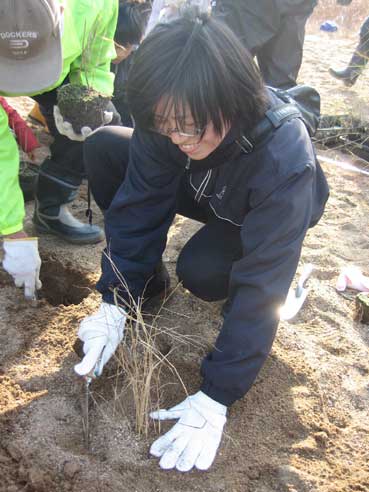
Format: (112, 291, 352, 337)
(68, 0, 118, 95)
(0, 106, 25, 235)
(200, 163, 315, 406)
(0, 98, 40, 153)
(97, 129, 183, 305)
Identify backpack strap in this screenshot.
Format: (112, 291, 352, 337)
(237, 103, 303, 154)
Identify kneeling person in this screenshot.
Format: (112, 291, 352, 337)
(75, 9, 329, 472)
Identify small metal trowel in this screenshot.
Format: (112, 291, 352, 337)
(83, 374, 93, 450)
(81, 358, 103, 450)
(280, 263, 314, 321)
(74, 340, 105, 450)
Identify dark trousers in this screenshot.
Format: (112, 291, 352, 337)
(255, 10, 313, 89)
(33, 88, 86, 186)
(358, 16, 369, 54)
(214, 0, 316, 89)
(33, 87, 88, 215)
(33, 85, 122, 216)
(84, 126, 243, 302)
(359, 16, 369, 42)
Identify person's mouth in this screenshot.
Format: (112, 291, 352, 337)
(179, 142, 200, 155)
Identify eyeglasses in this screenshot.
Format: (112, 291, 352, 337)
(149, 123, 205, 140)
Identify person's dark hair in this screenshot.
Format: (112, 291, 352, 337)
(127, 8, 269, 137)
(115, 1, 151, 47)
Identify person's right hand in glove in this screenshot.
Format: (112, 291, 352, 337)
(74, 302, 127, 377)
(2, 233, 42, 300)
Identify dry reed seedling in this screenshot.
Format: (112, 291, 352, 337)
(101, 251, 206, 437)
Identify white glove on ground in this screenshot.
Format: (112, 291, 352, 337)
(336, 265, 369, 292)
(53, 105, 113, 142)
(150, 391, 227, 472)
(74, 302, 126, 377)
(2, 238, 42, 300)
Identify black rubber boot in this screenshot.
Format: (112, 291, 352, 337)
(329, 38, 369, 86)
(34, 172, 104, 244)
(33, 201, 104, 244)
(328, 65, 361, 87)
(144, 261, 171, 299)
(142, 261, 171, 308)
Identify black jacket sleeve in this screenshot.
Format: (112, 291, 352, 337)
(97, 128, 183, 305)
(201, 162, 315, 406)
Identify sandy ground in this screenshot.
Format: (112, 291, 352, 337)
(1, 5, 369, 492)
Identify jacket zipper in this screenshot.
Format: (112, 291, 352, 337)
(195, 170, 212, 202)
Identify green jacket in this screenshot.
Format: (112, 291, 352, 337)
(0, 106, 24, 235)
(0, 0, 118, 235)
(42, 0, 118, 96)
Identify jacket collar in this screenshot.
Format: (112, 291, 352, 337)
(186, 91, 278, 172)
(186, 124, 255, 173)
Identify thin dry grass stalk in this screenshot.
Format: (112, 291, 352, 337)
(104, 249, 205, 437)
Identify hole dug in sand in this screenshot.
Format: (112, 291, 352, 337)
(39, 256, 94, 306)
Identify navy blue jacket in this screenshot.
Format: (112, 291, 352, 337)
(97, 90, 329, 406)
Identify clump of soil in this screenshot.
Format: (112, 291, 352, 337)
(56, 84, 111, 133)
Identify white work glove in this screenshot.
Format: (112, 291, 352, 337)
(53, 105, 113, 142)
(74, 302, 126, 377)
(2, 237, 42, 300)
(150, 391, 227, 472)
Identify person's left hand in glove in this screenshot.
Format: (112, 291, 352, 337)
(2, 233, 42, 300)
(150, 391, 227, 472)
(53, 105, 113, 142)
